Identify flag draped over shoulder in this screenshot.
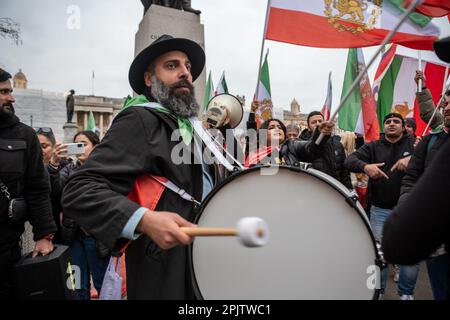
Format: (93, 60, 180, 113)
(375, 53, 448, 134)
(265, 0, 440, 50)
(321, 72, 332, 121)
(338, 48, 380, 142)
(202, 71, 214, 112)
(215, 71, 229, 95)
(86, 111, 96, 132)
(255, 50, 273, 123)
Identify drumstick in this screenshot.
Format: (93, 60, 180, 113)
(181, 217, 269, 247)
(181, 227, 237, 236)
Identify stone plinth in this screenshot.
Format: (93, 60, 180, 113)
(134, 4, 206, 104)
(63, 122, 79, 144)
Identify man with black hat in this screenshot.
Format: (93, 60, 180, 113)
(382, 36, 450, 300)
(62, 35, 215, 299)
(0, 68, 56, 299)
(345, 112, 418, 300)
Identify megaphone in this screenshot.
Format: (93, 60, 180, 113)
(205, 93, 243, 129)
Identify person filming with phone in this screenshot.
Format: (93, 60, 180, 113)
(59, 130, 111, 300)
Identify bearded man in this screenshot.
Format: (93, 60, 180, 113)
(62, 35, 212, 299)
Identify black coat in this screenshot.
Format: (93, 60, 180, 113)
(0, 115, 56, 252)
(382, 137, 450, 269)
(299, 129, 352, 189)
(345, 134, 414, 209)
(400, 130, 449, 199)
(62, 106, 208, 299)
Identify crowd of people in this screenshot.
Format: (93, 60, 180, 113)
(0, 34, 449, 300)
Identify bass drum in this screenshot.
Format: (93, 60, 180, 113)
(190, 166, 381, 299)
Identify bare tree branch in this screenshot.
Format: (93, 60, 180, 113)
(0, 17, 23, 45)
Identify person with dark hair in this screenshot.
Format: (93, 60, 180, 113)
(404, 117, 417, 137)
(395, 85, 450, 300)
(62, 35, 215, 299)
(59, 130, 109, 300)
(35, 127, 68, 243)
(345, 112, 418, 300)
(245, 103, 334, 167)
(382, 34, 450, 302)
(0, 68, 56, 299)
(299, 111, 352, 189)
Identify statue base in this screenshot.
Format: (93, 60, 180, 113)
(134, 4, 206, 103)
(63, 122, 79, 144)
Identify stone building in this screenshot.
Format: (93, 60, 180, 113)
(283, 98, 308, 131)
(74, 95, 124, 138)
(11, 69, 124, 141)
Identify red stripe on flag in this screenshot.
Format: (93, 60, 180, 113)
(265, 8, 436, 50)
(414, 63, 447, 135)
(374, 45, 398, 80)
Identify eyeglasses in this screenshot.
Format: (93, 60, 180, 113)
(384, 119, 402, 125)
(34, 127, 54, 135)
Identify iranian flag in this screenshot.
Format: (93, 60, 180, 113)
(215, 71, 229, 95)
(202, 70, 214, 112)
(265, 0, 440, 50)
(375, 54, 448, 134)
(338, 48, 380, 142)
(255, 50, 273, 123)
(404, 0, 450, 17)
(321, 72, 332, 121)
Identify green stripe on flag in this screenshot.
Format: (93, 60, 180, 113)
(260, 53, 271, 96)
(388, 0, 432, 27)
(377, 55, 403, 130)
(338, 49, 361, 132)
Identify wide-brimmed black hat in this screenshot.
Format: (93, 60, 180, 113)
(434, 36, 450, 63)
(129, 34, 205, 94)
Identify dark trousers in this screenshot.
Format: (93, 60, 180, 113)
(0, 243, 21, 300)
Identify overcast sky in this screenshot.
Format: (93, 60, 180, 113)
(1, 0, 449, 114)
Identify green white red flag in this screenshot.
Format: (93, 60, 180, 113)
(265, 0, 440, 50)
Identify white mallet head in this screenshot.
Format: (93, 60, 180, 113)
(236, 217, 269, 247)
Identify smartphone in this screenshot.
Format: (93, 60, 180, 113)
(65, 143, 85, 155)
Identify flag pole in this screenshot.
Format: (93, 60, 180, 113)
(91, 70, 95, 96)
(421, 65, 450, 137)
(254, 0, 271, 102)
(316, 0, 425, 144)
(418, 51, 423, 93)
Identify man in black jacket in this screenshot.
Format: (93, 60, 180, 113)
(394, 90, 450, 300)
(0, 68, 56, 299)
(62, 35, 211, 299)
(345, 112, 417, 299)
(300, 111, 352, 189)
(382, 34, 450, 302)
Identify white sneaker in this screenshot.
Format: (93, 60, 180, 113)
(399, 294, 414, 300)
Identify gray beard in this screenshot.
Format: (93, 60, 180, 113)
(150, 76, 199, 118)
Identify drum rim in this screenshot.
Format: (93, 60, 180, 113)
(189, 165, 381, 300)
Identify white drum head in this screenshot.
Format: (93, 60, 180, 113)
(191, 166, 379, 300)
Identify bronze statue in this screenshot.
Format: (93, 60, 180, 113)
(66, 89, 75, 123)
(141, 0, 201, 15)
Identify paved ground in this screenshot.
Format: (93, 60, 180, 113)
(383, 261, 433, 300)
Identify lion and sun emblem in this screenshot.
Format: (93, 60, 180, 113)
(324, 0, 383, 34)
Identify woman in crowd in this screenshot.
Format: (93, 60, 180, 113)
(36, 127, 67, 243)
(60, 131, 110, 300)
(244, 102, 334, 167)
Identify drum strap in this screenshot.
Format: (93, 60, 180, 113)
(134, 102, 243, 171)
(122, 174, 200, 254)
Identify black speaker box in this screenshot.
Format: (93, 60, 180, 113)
(14, 245, 76, 300)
